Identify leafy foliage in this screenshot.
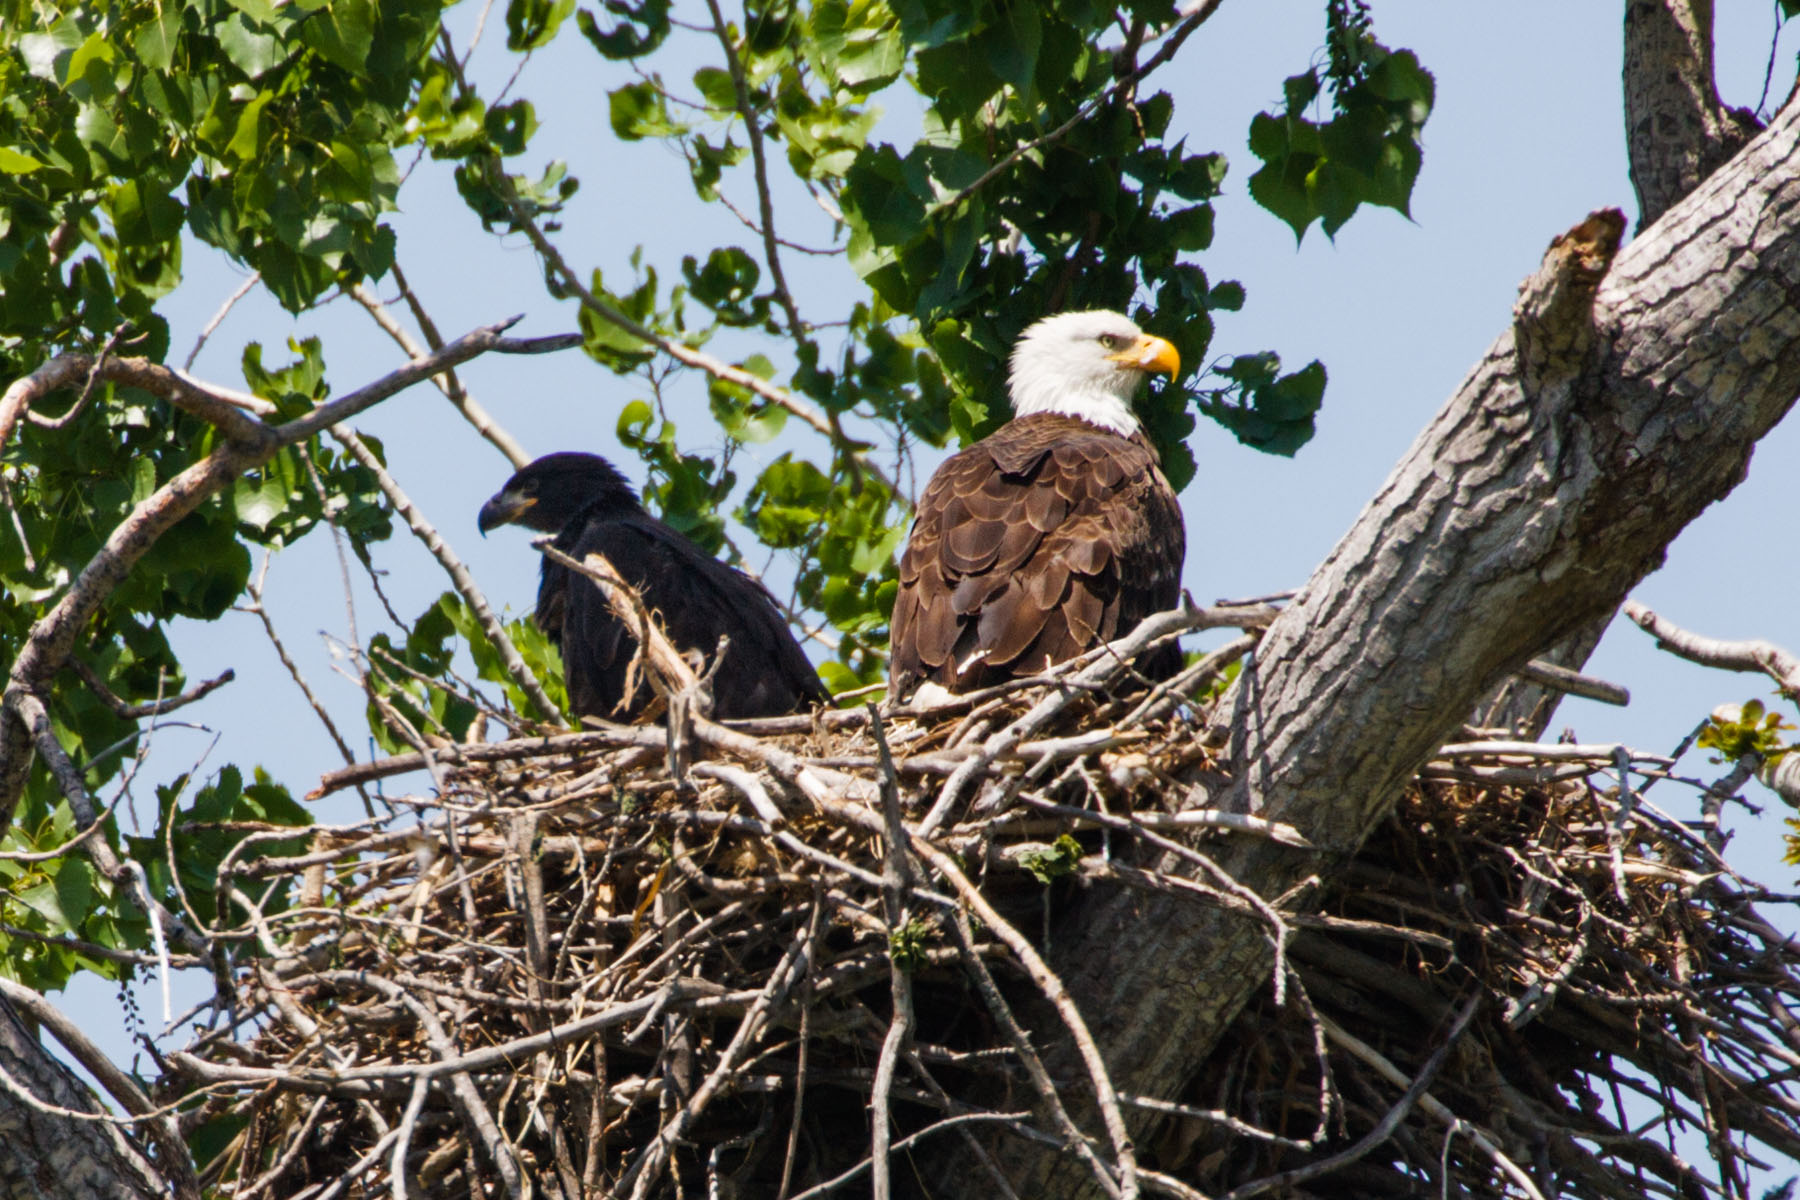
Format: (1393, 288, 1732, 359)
(1699, 698, 1793, 766)
(1247, 21, 1434, 243)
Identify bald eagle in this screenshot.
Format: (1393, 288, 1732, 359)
(479, 453, 828, 721)
(888, 310, 1186, 696)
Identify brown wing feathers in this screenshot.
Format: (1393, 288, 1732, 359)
(889, 413, 1184, 694)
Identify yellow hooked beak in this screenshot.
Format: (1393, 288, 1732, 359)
(1107, 333, 1180, 380)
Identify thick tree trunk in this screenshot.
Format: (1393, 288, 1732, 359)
(0, 993, 167, 1199)
(975, 73, 1800, 1200)
(1479, 0, 1762, 740)
(1624, 0, 1759, 228)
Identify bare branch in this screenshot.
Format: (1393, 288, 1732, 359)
(1, 352, 277, 449)
(0, 978, 199, 1200)
(476, 151, 901, 497)
(1625, 600, 1800, 694)
(1624, 0, 1760, 228)
(348, 278, 532, 469)
(0, 317, 580, 830)
(334, 427, 560, 723)
(66, 657, 235, 720)
(272, 320, 578, 446)
(702, 0, 807, 339)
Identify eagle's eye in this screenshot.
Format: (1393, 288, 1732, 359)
(1098, 333, 1126, 350)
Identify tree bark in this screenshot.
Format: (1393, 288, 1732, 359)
(1479, 0, 1764, 740)
(1623, 0, 1759, 228)
(0, 993, 167, 1200)
(974, 73, 1800, 1200)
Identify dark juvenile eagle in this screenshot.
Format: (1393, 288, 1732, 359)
(478, 453, 828, 721)
(888, 310, 1186, 696)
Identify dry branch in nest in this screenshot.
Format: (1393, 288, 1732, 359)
(164, 607, 1800, 1200)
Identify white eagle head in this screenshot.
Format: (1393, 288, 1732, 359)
(1006, 309, 1182, 436)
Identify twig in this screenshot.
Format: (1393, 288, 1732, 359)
(0, 977, 201, 1200)
(1625, 600, 1800, 694)
(945, 906, 1124, 1199)
(869, 705, 914, 1200)
(390, 1076, 431, 1200)
(1514, 657, 1631, 706)
(334, 426, 558, 723)
(0, 469, 34, 572)
(702, 0, 806, 339)
(1227, 996, 1485, 1199)
(66, 658, 235, 719)
(918, 599, 1236, 836)
(184, 272, 261, 370)
(1436, 740, 1675, 764)
(618, 921, 814, 1199)
(241, 558, 371, 814)
(1699, 751, 1761, 853)
(24, 325, 127, 431)
(914, 839, 1140, 1199)
(1319, 1015, 1547, 1200)
(782, 1111, 1034, 1200)
(347, 277, 531, 469)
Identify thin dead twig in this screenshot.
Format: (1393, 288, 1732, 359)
(1626, 599, 1800, 694)
(347, 277, 531, 469)
(335, 427, 558, 723)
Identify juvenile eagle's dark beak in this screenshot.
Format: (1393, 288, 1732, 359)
(477, 489, 534, 535)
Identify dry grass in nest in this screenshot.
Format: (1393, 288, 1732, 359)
(169, 642, 1800, 1200)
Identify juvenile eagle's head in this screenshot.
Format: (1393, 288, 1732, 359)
(477, 452, 641, 536)
(1007, 310, 1181, 436)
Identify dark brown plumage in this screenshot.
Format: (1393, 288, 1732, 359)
(889, 414, 1184, 693)
(888, 310, 1187, 696)
(479, 453, 827, 721)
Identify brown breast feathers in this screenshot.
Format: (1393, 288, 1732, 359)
(889, 412, 1185, 695)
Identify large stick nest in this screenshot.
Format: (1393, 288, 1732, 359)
(172, 659, 1800, 1200)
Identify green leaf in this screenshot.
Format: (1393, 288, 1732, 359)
(299, 0, 376, 72)
(608, 80, 686, 142)
(226, 90, 273, 162)
(979, 1, 1040, 92)
(216, 14, 288, 78)
(0, 147, 46, 175)
(618, 399, 656, 445)
(233, 470, 289, 531)
(1011, 834, 1083, 885)
(506, 0, 576, 51)
(576, 0, 671, 60)
(134, 6, 185, 72)
(1247, 46, 1434, 242)
(844, 143, 927, 246)
(1208, 280, 1245, 311)
(1198, 357, 1326, 457)
(1164, 204, 1214, 251)
(693, 66, 737, 111)
(19, 22, 82, 83)
(66, 30, 118, 94)
(52, 857, 94, 928)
